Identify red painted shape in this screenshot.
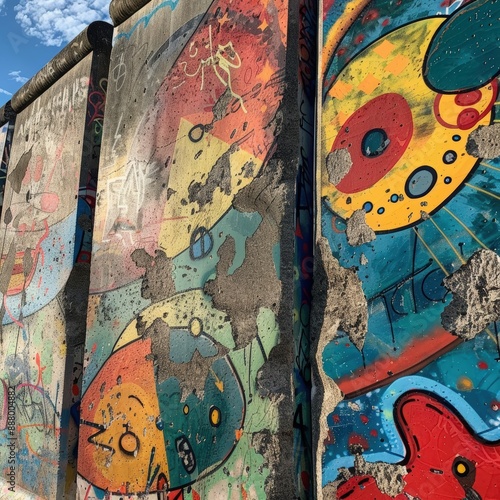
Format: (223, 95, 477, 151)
(348, 433, 369, 451)
(433, 79, 497, 130)
(455, 90, 482, 106)
(337, 392, 500, 499)
(333, 93, 413, 194)
(457, 108, 480, 130)
(301, 470, 310, 490)
(337, 327, 461, 398)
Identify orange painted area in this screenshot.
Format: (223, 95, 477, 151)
(79, 339, 168, 494)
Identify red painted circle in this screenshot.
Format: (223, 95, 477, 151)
(457, 108, 480, 130)
(455, 90, 482, 106)
(332, 93, 413, 194)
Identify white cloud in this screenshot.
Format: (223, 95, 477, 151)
(0, 0, 5, 13)
(9, 70, 28, 84)
(0, 88, 12, 96)
(14, 0, 110, 47)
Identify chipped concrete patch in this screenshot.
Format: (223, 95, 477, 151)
(326, 148, 352, 185)
(314, 237, 368, 350)
(354, 453, 407, 497)
(466, 123, 500, 159)
(347, 401, 360, 411)
(131, 248, 176, 301)
(346, 209, 376, 247)
(323, 468, 352, 498)
(188, 143, 238, 208)
(360, 253, 368, 266)
(442, 249, 500, 340)
(204, 160, 284, 350)
(311, 237, 368, 499)
(212, 87, 233, 123)
(251, 429, 280, 493)
(140, 317, 227, 401)
(420, 210, 430, 220)
(8, 148, 32, 194)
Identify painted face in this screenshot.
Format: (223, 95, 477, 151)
(79, 339, 168, 494)
(336, 392, 500, 499)
(79, 300, 245, 494)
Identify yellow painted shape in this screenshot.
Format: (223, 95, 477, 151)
(159, 118, 261, 257)
(114, 289, 234, 352)
(321, 18, 493, 232)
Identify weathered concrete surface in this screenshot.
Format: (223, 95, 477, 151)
(326, 148, 352, 185)
(442, 249, 500, 340)
(0, 21, 111, 498)
(311, 237, 368, 499)
(353, 452, 407, 497)
(345, 209, 376, 247)
(79, 0, 299, 497)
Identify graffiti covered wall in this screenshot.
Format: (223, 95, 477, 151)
(294, 0, 316, 497)
(78, 0, 299, 498)
(0, 23, 112, 498)
(0, 0, 499, 498)
(317, 0, 500, 498)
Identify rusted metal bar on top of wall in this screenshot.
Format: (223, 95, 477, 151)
(10, 21, 113, 114)
(109, 0, 154, 26)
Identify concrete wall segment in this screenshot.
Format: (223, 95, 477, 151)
(10, 21, 113, 114)
(0, 20, 112, 498)
(78, 0, 301, 497)
(0, 103, 15, 128)
(317, 0, 500, 498)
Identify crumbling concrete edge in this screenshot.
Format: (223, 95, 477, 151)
(310, 238, 344, 500)
(253, 0, 301, 496)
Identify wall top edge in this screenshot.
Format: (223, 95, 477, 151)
(10, 21, 114, 114)
(0, 102, 15, 127)
(109, 0, 152, 26)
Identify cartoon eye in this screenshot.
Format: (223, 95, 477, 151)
(454, 461, 469, 477)
(452, 456, 475, 479)
(209, 406, 221, 427)
(119, 424, 140, 456)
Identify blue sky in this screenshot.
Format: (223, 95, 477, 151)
(0, 0, 110, 106)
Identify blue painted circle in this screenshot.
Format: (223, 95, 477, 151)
(443, 150, 457, 164)
(405, 166, 437, 199)
(363, 202, 373, 213)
